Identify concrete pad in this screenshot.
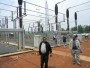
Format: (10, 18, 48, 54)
(24, 46, 34, 49)
(0, 50, 32, 57)
(80, 55, 90, 62)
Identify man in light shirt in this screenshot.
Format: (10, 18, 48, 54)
(70, 35, 82, 65)
(39, 37, 52, 68)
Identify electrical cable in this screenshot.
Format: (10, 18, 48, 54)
(68, 1, 90, 9)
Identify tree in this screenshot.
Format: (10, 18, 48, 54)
(84, 25, 89, 33)
(78, 25, 83, 33)
(70, 25, 90, 33)
(71, 27, 77, 31)
(88, 25, 90, 33)
(83, 25, 90, 33)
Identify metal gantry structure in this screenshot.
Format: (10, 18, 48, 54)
(0, 0, 66, 32)
(0, 0, 90, 31)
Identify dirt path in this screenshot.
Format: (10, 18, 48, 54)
(53, 50, 90, 62)
(0, 38, 90, 68)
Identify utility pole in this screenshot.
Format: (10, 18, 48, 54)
(55, 0, 66, 45)
(18, 0, 23, 28)
(18, 0, 24, 50)
(55, 0, 66, 31)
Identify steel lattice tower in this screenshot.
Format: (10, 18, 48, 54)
(45, 0, 49, 31)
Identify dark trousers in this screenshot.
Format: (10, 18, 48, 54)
(41, 54, 48, 68)
(54, 38, 57, 44)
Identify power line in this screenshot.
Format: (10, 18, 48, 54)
(0, 9, 53, 21)
(25, 8, 55, 17)
(23, 19, 37, 22)
(0, 15, 11, 18)
(76, 7, 90, 12)
(0, 14, 14, 20)
(0, 8, 17, 19)
(23, 22, 34, 24)
(25, 1, 64, 14)
(0, 10, 45, 20)
(68, 1, 90, 9)
(0, 8, 17, 15)
(56, 0, 66, 4)
(0, 2, 17, 8)
(26, 13, 45, 18)
(0, 8, 14, 12)
(0, 2, 64, 23)
(0, 13, 54, 21)
(0, 2, 55, 17)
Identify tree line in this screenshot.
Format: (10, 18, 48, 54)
(71, 25, 90, 33)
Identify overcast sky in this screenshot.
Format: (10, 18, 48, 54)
(0, 0, 90, 31)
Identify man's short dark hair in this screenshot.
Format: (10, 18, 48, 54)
(73, 35, 78, 41)
(42, 37, 47, 41)
(75, 35, 78, 38)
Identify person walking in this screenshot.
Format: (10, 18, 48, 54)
(53, 33, 57, 45)
(70, 35, 82, 65)
(39, 37, 52, 68)
(63, 35, 67, 47)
